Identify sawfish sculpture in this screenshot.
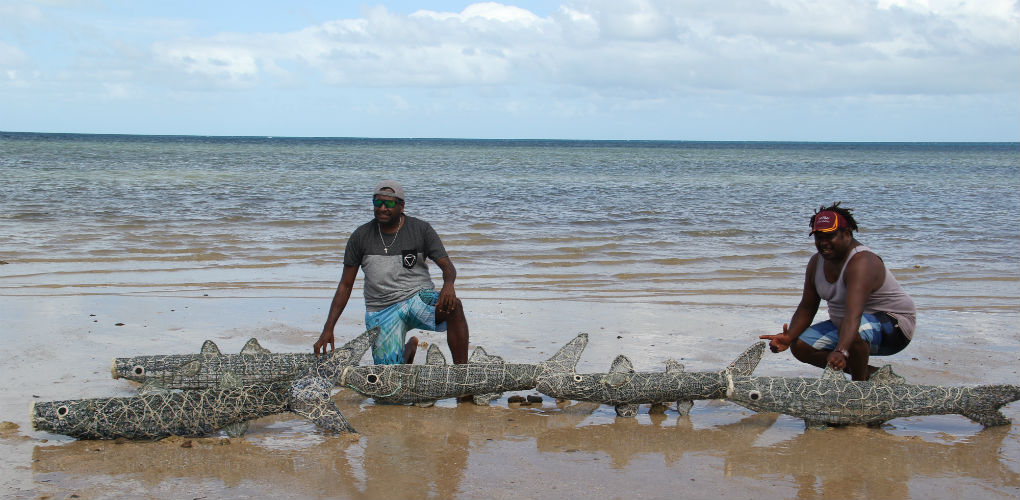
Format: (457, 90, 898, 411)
(111, 328, 378, 389)
(341, 333, 589, 406)
(535, 342, 767, 417)
(31, 375, 355, 440)
(725, 365, 1020, 428)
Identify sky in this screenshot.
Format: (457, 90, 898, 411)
(1, 0, 1017, 141)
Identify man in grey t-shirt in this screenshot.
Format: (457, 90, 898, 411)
(313, 180, 469, 365)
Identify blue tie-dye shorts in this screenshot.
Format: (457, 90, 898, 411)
(799, 312, 909, 356)
(365, 289, 448, 365)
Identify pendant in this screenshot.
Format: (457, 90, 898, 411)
(384, 248, 388, 254)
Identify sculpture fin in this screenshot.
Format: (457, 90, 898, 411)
(288, 377, 356, 434)
(425, 344, 447, 365)
(240, 338, 271, 354)
(665, 359, 685, 373)
(469, 346, 504, 364)
(337, 327, 380, 362)
(615, 404, 639, 417)
(675, 400, 694, 416)
(200, 340, 221, 355)
(821, 366, 846, 381)
(604, 355, 634, 388)
(472, 393, 500, 406)
(610, 355, 633, 373)
(537, 333, 589, 374)
(727, 341, 766, 376)
(868, 365, 905, 384)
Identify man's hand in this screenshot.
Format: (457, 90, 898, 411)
(436, 283, 457, 316)
(759, 323, 794, 353)
(826, 349, 848, 371)
(313, 330, 335, 356)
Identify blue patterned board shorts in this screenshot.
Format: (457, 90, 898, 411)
(365, 289, 447, 365)
(799, 312, 909, 356)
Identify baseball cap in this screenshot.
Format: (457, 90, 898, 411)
(810, 210, 846, 235)
(373, 180, 405, 201)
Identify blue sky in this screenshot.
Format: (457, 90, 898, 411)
(1, 0, 1017, 141)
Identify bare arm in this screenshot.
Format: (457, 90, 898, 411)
(314, 264, 359, 355)
(761, 255, 821, 352)
(433, 256, 458, 315)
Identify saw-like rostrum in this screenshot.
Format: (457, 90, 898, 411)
(535, 341, 766, 417)
(110, 328, 378, 389)
(340, 333, 589, 406)
(31, 374, 356, 440)
(725, 365, 1020, 428)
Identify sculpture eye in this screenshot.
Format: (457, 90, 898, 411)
(749, 390, 761, 401)
(573, 375, 583, 382)
(366, 374, 378, 384)
(57, 406, 69, 418)
(133, 366, 145, 376)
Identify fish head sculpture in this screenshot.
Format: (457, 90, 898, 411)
(725, 367, 847, 418)
(110, 339, 222, 384)
(31, 399, 98, 438)
(340, 365, 406, 400)
(110, 354, 203, 385)
(724, 375, 786, 415)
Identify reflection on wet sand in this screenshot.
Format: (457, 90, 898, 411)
(30, 390, 1019, 499)
(724, 424, 1018, 499)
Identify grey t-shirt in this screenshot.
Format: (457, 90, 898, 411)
(344, 215, 448, 311)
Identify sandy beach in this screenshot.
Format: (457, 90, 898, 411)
(1, 293, 1017, 500)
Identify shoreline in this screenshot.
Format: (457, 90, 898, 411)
(2, 294, 1018, 499)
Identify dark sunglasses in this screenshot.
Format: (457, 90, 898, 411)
(373, 198, 398, 208)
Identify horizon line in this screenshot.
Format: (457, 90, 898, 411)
(2, 130, 1017, 145)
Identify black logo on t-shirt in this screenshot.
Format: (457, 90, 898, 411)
(402, 250, 417, 269)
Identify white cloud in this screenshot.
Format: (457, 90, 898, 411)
(0, 40, 28, 67)
(133, 0, 1018, 99)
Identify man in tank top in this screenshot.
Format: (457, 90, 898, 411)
(760, 203, 916, 381)
(313, 180, 469, 366)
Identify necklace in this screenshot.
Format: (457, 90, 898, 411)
(378, 216, 403, 254)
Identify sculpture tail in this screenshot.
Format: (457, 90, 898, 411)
(963, 385, 1020, 427)
(727, 341, 766, 377)
(289, 377, 357, 434)
(538, 333, 589, 374)
(338, 327, 381, 361)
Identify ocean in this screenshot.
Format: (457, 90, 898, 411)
(2, 132, 1018, 331)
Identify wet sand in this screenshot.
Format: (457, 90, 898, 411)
(1, 295, 1018, 499)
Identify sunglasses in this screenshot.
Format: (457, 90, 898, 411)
(373, 198, 399, 208)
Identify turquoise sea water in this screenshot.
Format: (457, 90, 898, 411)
(2, 132, 1018, 319)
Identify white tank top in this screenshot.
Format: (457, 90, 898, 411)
(814, 245, 917, 339)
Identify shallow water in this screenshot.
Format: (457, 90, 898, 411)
(3, 134, 1018, 314)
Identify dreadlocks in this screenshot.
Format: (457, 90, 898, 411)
(811, 202, 859, 232)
